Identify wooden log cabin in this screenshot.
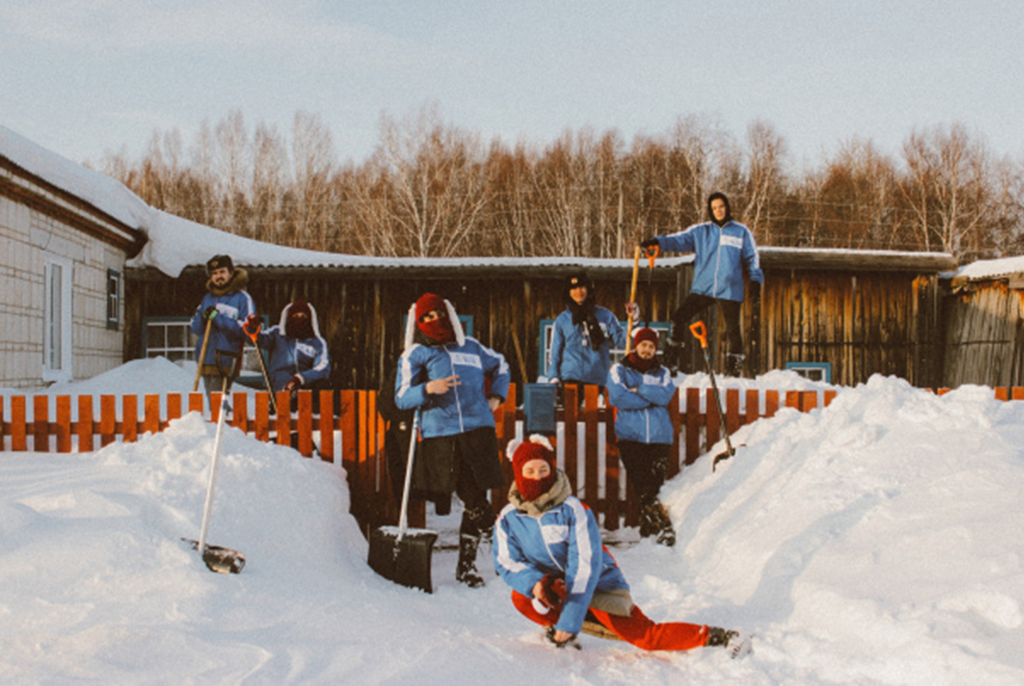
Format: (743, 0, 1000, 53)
(125, 247, 957, 392)
(941, 256, 1024, 388)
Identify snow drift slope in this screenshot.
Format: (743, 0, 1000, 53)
(659, 376, 1024, 684)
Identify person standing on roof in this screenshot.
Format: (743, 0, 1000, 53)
(640, 192, 763, 377)
(395, 293, 511, 588)
(190, 254, 256, 396)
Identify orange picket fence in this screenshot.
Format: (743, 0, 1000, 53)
(3, 384, 1022, 533)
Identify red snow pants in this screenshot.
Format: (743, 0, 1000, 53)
(510, 590, 709, 651)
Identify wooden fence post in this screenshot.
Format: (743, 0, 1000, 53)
(254, 393, 270, 443)
(319, 390, 335, 461)
(33, 395, 49, 452)
(77, 395, 94, 453)
(123, 395, 138, 443)
(144, 395, 161, 436)
(100, 395, 116, 447)
(11, 396, 26, 451)
(563, 385, 579, 493)
(298, 391, 314, 456)
(56, 395, 72, 453)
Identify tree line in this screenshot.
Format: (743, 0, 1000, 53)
(99, 105, 1024, 264)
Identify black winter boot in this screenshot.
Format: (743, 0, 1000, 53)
(664, 337, 687, 375)
(640, 502, 676, 546)
(455, 534, 485, 588)
(706, 626, 752, 658)
(726, 353, 746, 378)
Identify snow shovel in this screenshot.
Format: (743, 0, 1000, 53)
(242, 319, 278, 415)
(367, 411, 438, 592)
(689, 321, 737, 472)
(184, 352, 246, 574)
(625, 245, 642, 354)
(644, 244, 659, 327)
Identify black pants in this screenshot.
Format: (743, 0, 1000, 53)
(415, 427, 502, 535)
(617, 441, 671, 508)
(671, 294, 743, 355)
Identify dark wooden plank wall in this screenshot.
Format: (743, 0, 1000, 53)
(756, 269, 944, 387)
(125, 267, 684, 392)
(126, 260, 950, 390)
(942, 282, 1024, 388)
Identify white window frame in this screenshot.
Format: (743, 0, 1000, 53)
(43, 253, 74, 383)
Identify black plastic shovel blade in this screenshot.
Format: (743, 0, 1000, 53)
(367, 527, 438, 593)
(183, 538, 246, 574)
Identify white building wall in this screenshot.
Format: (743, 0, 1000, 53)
(0, 193, 125, 389)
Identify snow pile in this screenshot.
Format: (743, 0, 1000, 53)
(2, 371, 1023, 683)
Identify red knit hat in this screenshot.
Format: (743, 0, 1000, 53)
(633, 327, 659, 349)
(511, 435, 558, 501)
(415, 293, 447, 321)
(414, 293, 454, 344)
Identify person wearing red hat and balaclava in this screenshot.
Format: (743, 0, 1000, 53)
(607, 326, 677, 546)
(395, 293, 510, 588)
(244, 300, 331, 400)
(493, 435, 748, 653)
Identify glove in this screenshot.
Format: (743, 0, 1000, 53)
(283, 375, 302, 393)
(639, 237, 659, 250)
(625, 301, 641, 321)
(537, 574, 567, 610)
(243, 313, 260, 334)
(203, 305, 218, 321)
(488, 395, 502, 412)
(549, 377, 560, 385)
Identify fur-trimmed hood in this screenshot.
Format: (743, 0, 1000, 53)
(206, 267, 248, 297)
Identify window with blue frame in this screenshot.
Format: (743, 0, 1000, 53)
(785, 361, 832, 383)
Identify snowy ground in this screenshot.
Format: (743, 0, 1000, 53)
(2, 363, 1024, 684)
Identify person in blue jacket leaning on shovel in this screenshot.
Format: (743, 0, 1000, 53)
(190, 254, 256, 396)
(395, 293, 510, 588)
(640, 192, 763, 377)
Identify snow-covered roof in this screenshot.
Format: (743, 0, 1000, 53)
(953, 255, 1024, 282)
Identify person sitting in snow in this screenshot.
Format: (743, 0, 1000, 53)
(607, 326, 677, 546)
(190, 254, 256, 396)
(494, 435, 746, 653)
(395, 293, 510, 588)
(244, 300, 331, 405)
(639, 192, 763, 377)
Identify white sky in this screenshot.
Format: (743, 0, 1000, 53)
(2, 1, 1023, 171)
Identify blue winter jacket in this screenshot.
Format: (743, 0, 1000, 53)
(494, 484, 629, 636)
(254, 328, 331, 391)
(547, 306, 626, 386)
(658, 220, 764, 302)
(254, 301, 331, 391)
(395, 338, 510, 439)
(190, 275, 256, 368)
(607, 360, 676, 445)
